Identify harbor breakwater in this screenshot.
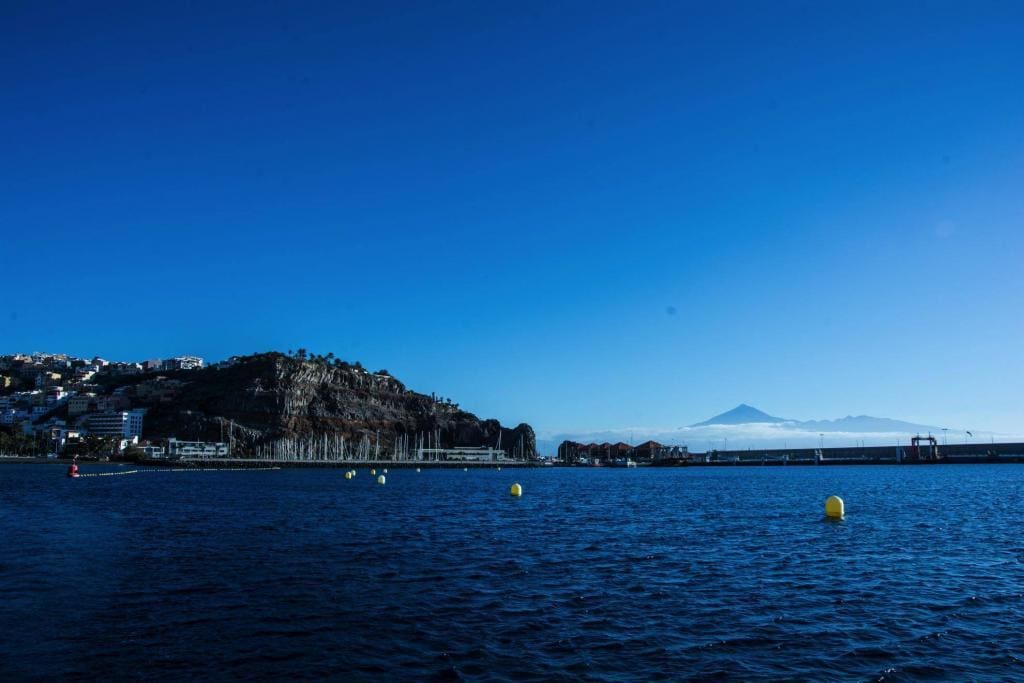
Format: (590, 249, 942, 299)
(651, 441, 1024, 466)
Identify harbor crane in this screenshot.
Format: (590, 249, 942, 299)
(910, 434, 941, 461)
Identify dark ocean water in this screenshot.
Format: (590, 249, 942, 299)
(3, 463, 1024, 681)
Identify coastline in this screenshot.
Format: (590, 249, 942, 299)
(7, 455, 1024, 469)
(0, 456, 538, 469)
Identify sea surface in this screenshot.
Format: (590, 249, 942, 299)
(3, 463, 1024, 681)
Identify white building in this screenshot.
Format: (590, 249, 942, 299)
(415, 446, 510, 462)
(167, 356, 204, 370)
(46, 425, 82, 452)
(166, 438, 229, 458)
(87, 409, 146, 439)
(44, 388, 68, 404)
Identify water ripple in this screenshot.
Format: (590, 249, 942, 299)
(3, 464, 1024, 679)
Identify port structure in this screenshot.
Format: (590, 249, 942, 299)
(910, 434, 941, 461)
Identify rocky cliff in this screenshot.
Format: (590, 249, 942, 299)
(132, 352, 536, 458)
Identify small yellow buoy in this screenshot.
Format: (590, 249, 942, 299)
(377, 474, 386, 485)
(825, 495, 845, 519)
(370, 469, 376, 475)
(344, 471, 353, 480)
(510, 483, 523, 497)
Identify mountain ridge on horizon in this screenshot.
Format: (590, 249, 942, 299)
(691, 403, 942, 433)
(535, 402, 997, 456)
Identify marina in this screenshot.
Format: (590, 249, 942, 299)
(3, 1, 1022, 678)
(142, 457, 535, 469)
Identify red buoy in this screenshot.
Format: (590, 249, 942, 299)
(67, 463, 79, 479)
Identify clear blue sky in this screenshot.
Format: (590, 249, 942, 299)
(2, 2, 1023, 435)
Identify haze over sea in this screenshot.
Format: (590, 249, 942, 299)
(4, 463, 1024, 680)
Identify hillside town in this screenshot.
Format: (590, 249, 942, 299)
(0, 352, 228, 459)
(0, 350, 538, 463)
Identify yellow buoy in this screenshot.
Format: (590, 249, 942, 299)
(370, 469, 376, 475)
(377, 474, 386, 485)
(825, 495, 845, 519)
(510, 483, 523, 497)
(344, 471, 353, 480)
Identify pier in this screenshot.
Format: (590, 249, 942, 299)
(649, 441, 1024, 466)
(141, 458, 537, 469)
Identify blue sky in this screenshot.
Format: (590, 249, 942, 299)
(2, 1, 1023, 436)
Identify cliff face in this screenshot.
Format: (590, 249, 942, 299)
(137, 353, 536, 458)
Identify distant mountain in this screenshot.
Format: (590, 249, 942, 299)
(690, 404, 789, 426)
(537, 404, 952, 456)
(799, 415, 940, 434)
(689, 404, 939, 434)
